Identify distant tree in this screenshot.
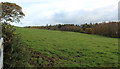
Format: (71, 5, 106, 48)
(58, 24, 62, 29)
(49, 24, 52, 27)
(85, 28, 94, 34)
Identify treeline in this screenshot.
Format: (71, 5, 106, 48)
(25, 22, 120, 38)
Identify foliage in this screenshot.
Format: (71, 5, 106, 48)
(0, 2, 30, 68)
(25, 22, 120, 38)
(93, 22, 119, 38)
(85, 28, 94, 34)
(2, 23, 30, 68)
(0, 2, 25, 23)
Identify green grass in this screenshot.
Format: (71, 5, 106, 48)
(16, 27, 119, 67)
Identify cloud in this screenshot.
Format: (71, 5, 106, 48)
(1, 0, 119, 26)
(53, 5, 117, 23)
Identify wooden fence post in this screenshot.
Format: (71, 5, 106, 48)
(0, 38, 3, 69)
(0, 2, 3, 69)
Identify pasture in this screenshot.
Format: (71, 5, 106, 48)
(16, 27, 119, 67)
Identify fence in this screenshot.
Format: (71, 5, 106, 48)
(0, 16, 3, 69)
(0, 38, 3, 69)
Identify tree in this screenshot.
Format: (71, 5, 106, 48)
(0, 2, 30, 68)
(0, 2, 25, 23)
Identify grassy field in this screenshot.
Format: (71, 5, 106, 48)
(15, 27, 119, 67)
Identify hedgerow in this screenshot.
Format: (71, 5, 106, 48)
(2, 23, 30, 68)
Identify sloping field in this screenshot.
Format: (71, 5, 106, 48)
(16, 27, 119, 67)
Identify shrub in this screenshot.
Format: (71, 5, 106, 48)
(85, 28, 94, 34)
(2, 23, 30, 68)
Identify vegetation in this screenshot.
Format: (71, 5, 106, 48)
(1, 2, 119, 68)
(16, 27, 119, 67)
(2, 23, 30, 68)
(0, 2, 30, 68)
(0, 2, 25, 23)
(25, 22, 120, 38)
(93, 22, 119, 37)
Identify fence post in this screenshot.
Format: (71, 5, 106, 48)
(0, 3, 3, 69)
(0, 38, 3, 69)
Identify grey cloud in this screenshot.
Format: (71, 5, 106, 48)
(19, 4, 118, 26)
(51, 5, 117, 25)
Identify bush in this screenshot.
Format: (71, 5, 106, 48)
(2, 23, 30, 68)
(85, 28, 94, 34)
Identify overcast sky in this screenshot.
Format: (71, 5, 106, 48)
(1, 0, 119, 26)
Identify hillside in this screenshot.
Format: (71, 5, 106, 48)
(16, 27, 119, 67)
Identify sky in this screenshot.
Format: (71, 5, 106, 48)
(1, 0, 119, 27)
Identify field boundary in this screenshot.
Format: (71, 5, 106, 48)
(0, 38, 3, 69)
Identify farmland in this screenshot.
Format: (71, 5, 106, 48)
(16, 27, 119, 67)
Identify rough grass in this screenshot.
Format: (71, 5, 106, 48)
(15, 27, 119, 67)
